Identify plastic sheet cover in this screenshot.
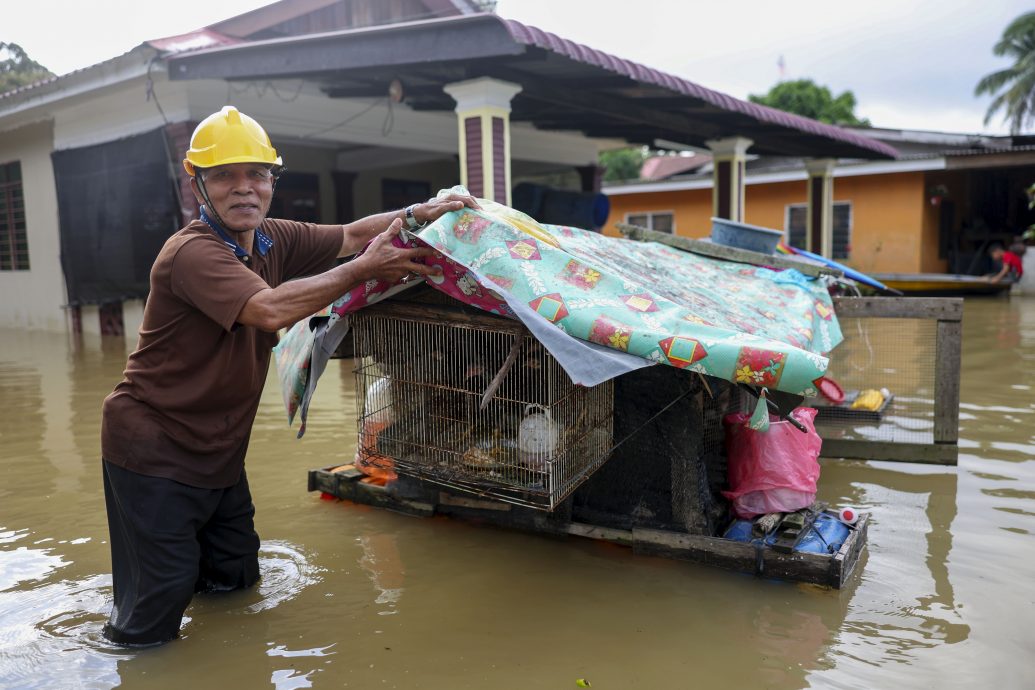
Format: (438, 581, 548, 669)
(275, 190, 842, 434)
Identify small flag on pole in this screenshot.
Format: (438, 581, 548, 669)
(777, 54, 786, 80)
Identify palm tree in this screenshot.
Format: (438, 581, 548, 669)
(975, 11, 1035, 134)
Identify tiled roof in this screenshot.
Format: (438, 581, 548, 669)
(500, 19, 898, 159)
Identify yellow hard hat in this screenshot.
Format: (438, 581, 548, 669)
(182, 106, 282, 176)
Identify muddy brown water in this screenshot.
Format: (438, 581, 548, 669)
(1, 297, 1033, 689)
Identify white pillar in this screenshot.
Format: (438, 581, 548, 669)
(443, 77, 522, 205)
(706, 137, 753, 222)
(805, 158, 836, 258)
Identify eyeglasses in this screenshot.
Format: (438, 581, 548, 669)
(201, 167, 274, 184)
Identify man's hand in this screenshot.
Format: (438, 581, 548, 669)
(353, 219, 442, 284)
(410, 192, 481, 226)
(339, 194, 480, 258)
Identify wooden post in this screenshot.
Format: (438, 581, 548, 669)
(824, 296, 963, 466)
(934, 319, 962, 445)
(576, 164, 605, 193)
(331, 171, 357, 223)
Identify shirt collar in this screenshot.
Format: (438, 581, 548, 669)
(199, 206, 273, 259)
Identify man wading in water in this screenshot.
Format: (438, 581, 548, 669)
(100, 106, 477, 645)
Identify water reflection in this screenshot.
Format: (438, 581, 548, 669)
(0, 572, 127, 690)
(357, 533, 406, 613)
(0, 543, 69, 591)
(0, 293, 1033, 688)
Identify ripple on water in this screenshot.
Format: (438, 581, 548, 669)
(0, 573, 128, 690)
(243, 540, 323, 614)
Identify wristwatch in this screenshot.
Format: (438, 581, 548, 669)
(404, 204, 422, 230)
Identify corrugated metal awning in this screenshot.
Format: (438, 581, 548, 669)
(166, 13, 897, 160)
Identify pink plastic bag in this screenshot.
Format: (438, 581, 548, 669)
(721, 407, 822, 519)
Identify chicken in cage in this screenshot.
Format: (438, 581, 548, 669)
(351, 309, 614, 511)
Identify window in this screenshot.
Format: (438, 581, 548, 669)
(626, 211, 674, 234)
(0, 161, 29, 271)
(785, 201, 852, 260)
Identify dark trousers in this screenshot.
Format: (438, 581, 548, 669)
(102, 460, 260, 645)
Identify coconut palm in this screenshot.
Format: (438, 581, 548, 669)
(975, 11, 1035, 134)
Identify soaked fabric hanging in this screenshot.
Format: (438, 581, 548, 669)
(274, 187, 842, 435)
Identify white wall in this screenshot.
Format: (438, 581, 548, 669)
(0, 120, 67, 331)
(0, 65, 612, 334)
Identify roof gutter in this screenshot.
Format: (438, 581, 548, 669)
(604, 157, 947, 195)
(167, 13, 525, 81)
(0, 45, 156, 127)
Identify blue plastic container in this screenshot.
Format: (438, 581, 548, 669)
(723, 512, 851, 555)
(710, 217, 783, 255)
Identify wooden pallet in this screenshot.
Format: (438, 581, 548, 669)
(308, 465, 868, 589)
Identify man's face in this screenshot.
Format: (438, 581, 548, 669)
(194, 162, 274, 232)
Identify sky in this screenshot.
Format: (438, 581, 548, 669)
(3, 0, 1030, 136)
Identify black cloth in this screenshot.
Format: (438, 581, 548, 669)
(52, 128, 181, 305)
(102, 460, 260, 646)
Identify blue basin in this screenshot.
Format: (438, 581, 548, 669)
(710, 217, 783, 255)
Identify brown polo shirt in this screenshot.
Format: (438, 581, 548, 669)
(101, 217, 342, 488)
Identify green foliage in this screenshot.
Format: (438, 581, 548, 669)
(748, 79, 870, 126)
(600, 146, 647, 182)
(0, 43, 54, 94)
(975, 11, 1035, 134)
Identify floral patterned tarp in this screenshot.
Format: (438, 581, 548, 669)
(274, 190, 842, 433)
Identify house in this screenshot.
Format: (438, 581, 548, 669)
(604, 127, 1035, 280)
(0, 0, 894, 339)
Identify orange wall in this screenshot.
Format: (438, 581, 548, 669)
(605, 171, 935, 274)
(603, 188, 713, 238)
(834, 172, 928, 273)
(744, 181, 807, 230)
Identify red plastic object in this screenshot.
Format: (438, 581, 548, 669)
(838, 507, 859, 525)
(816, 376, 845, 404)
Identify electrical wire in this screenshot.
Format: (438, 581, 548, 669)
(226, 79, 305, 103)
(143, 55, 190, 221)
(145, 56, 169, 125)
(303, 97, 387, 139)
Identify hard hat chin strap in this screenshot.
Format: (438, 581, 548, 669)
(193, 166, 279, 228)
(194, 174, 229, 230)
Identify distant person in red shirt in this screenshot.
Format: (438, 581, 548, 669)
(988, 243, 1024, 284)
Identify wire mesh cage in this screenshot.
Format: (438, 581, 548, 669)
(809, 316, 936, 444)
(351, 308, 614, 511)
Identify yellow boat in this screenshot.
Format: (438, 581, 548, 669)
(869, 273, 1013, 297)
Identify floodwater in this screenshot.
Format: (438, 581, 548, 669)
(1, 297, 1033, 690)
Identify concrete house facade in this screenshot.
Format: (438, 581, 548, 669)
(0, 0, 894, 341)
(605, 128, 1035, 279)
